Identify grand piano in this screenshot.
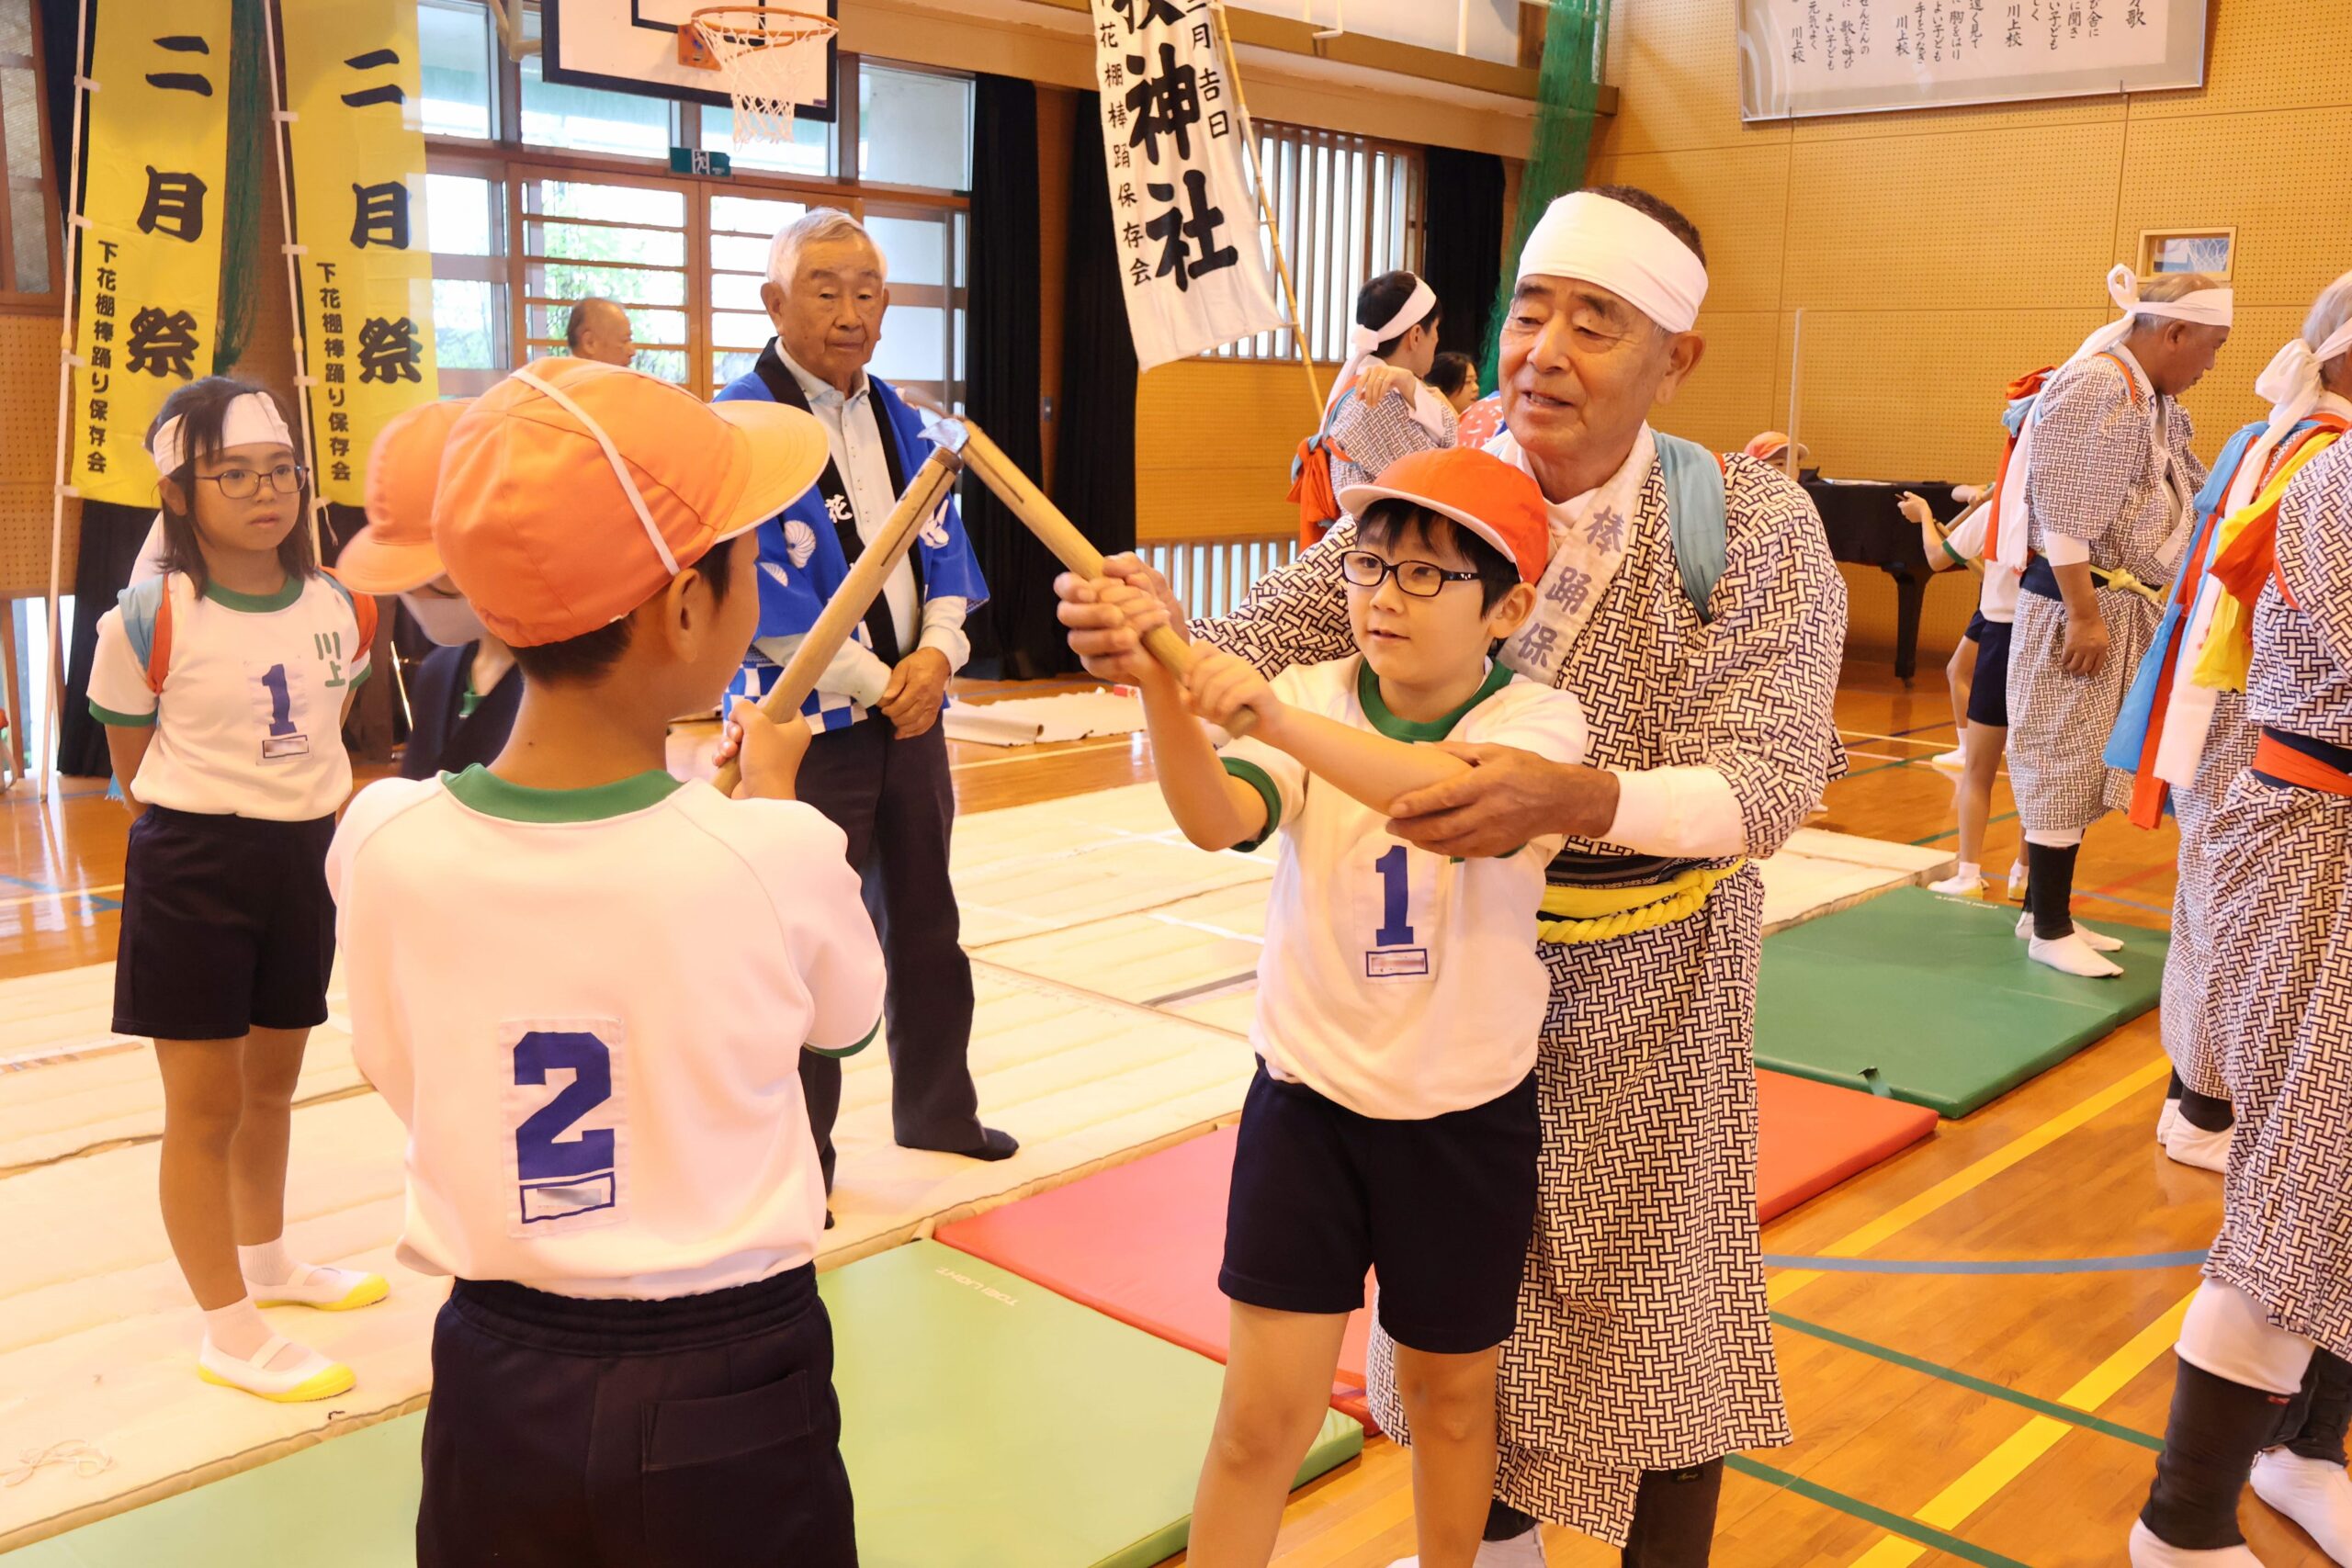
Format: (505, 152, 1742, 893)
(1800, 476, 1970, 681)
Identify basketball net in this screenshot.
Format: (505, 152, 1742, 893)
(691, 6, 833, 144)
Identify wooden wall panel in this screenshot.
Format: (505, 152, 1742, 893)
(1135, 359, 1322, 542)
(0, 309, 66, 597)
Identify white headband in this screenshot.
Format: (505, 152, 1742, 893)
(1516, 191, 1708, 334)
(148, 392, 292, 474)
(2252, 288, 2352, 446)
(1327, 275, 1438, 418)
(2064, 264, 2234, 367)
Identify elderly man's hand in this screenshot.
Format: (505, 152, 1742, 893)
(1056, 555, 1190, 683)
(1385, 745, 1620, 858)
(878, 647, 953, 738)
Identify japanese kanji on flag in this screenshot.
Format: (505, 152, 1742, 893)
(278, 0, 440, 506)
(67, 0, 234, 506)
(1089, 0, 1285, 372)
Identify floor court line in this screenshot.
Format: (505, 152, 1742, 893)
(1724, 1456, 2032, 1568)
(949, 736, 1134, 773)
(1764, 1249, 2208, 1276)
(1841, 1290, 2194, 1567)
(1768, 1056, 2174, 1305)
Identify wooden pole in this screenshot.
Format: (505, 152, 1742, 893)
(710, 446, 965, 795)
(260, 0, 327, 559)
(1209, 0, 1323, 418)
(40, 0, 94, 788)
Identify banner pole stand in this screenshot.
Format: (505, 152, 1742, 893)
(258, 0, 326, 558)
(39, 0, 96, 791)
(1210, 0, 1323, 417)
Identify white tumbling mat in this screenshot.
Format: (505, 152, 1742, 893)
(1760, 828, 1954, 932)
(941, 689, 1148, 747)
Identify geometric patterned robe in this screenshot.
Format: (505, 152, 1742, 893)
(1195, 451, 1846, 1544)
(2198, 437, 2352, 1358)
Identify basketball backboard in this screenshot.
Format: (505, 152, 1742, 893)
(540, 1, 837, 118)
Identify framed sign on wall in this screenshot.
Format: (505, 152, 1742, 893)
(2140, 228, 2235, 280)
(1738, 0, 2211, 121)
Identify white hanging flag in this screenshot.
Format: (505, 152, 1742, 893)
(1088, 0, 1284, 372)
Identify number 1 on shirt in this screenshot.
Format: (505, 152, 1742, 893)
(255, 662, 311, 761)
(1363, 842, 1433, 982)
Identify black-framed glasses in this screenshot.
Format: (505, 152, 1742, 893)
(198, 463, 308, 500)
(1339, 549, 1482, 599)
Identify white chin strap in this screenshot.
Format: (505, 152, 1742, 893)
(2063, 264, 2233, 368)
(1327, 275, 1437, 418)
(509, 362, 679, 576)
(148, 393, 293, 474)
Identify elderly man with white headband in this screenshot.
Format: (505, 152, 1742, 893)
(1997, 265, 2230, 979)
(2105, 270, 2352, 1174)
(1057, 186, 1845, 1566)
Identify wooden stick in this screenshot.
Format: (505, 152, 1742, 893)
(956, 421, 1255, 736)
(1918, 487, 1993, 579)
(1209, 0, 1322, 417)
(712, 446, 965, 795)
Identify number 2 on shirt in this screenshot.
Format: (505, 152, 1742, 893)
(502, 1023, 628, 1234)
(1359, 842, 1437, 983)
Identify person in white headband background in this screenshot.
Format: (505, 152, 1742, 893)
(2001, 267, 2230, 980)
(1292, 270, 1453, 543)
(1056, 185, 1846, 1566)
(85, 377, 390, 1404)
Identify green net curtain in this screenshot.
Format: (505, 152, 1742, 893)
(1481, 0, 1611, 386)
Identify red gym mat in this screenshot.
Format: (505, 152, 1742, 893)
(934, 1128, 1378, 1428)
(935, 1074, 1934, 1432)
(1756, 1068, 1937, 1222)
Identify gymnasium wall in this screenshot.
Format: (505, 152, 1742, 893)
(1591, 0, 2352, 659)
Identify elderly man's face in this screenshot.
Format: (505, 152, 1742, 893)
(575, 301, 635, 367)
(1498, 276, 1702, 499)
(762, 234, 888, 392)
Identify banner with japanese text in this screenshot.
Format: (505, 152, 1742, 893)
(279, 0, 438, 505)
(1738, 0, 2208, 118)
(1086, 0, 1284, 372)
(69, 0, 235, 505)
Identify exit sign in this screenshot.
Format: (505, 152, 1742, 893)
(670, 147, 731, 177)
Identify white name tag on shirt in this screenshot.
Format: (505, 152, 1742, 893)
(261, 732, 311, 761)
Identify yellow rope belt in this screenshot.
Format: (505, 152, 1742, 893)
(2094, 565, 2166, 606)
(1535, 860, 1747, 944)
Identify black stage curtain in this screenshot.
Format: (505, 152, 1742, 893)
(1044, 92, 1137, 673)
(960, 74, 1046, 678)
(1420, 145, 1506, 364)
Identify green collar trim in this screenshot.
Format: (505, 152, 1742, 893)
(1354, 656, 1512, 743)
(442, 765, 684, 823)
(203, 576, 303, 613)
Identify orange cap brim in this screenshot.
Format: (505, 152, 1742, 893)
(333, 530, 447, 595)
(1333, 479, 1543, 584)
(709, 400, 834, 545)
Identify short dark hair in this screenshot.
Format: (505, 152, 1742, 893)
(146, 377, 315, 593)
(1428, 352, 1476, 399)
(1354, 499, 1520, 614)
(1582, 185, 1707, 267)
(511, 534, 743, 684)
(1357, 269, 1442, 358)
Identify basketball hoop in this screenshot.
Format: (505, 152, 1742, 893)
(685, 6, 834, 145)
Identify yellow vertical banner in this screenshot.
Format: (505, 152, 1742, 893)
(277, 0, 437, 507)
(70, 0, 235, 506)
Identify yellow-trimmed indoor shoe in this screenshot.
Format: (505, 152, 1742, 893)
(250, 1265, 390, 1312)
(198, 1335, 356, 1403)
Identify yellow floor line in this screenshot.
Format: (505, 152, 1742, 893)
(1770, 1056, 2172, 1305)
(1845, 1290, 2195, 1566)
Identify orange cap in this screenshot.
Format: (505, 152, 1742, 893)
(1338, 446, 1553, 584)
(1743, 430, 1810, 463)
(432, 359, 830, 648)
(337, 398, 472, 594)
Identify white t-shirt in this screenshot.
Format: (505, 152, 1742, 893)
(1219, 656, 1589, 1121)
(328, 768, 887, 1300)
(87, 571, 372, 821)
(1942, 503, 2020, 623)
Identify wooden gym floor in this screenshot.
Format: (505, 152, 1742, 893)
(0, 662, 2324, 1568)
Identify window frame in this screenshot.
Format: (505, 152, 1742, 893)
(0, 0, 62, 308)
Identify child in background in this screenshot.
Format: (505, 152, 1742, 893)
(88, 377, 388, 1403)
(1091, 446, 1587, 1568)
(1429, 351, 1481, 415)
(329, 359, 878, 1567)
(331, 399, 522, 779)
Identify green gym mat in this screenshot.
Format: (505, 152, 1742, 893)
(13, 1241, 1362, 1568)
(1753, 886, 2168, 1117)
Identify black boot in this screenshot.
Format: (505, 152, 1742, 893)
(2025, 840, 2080, 940)
(2141, 1360, 2302, 1550)
(1623, 1461, 1724, 1567)
(2287, 1350, 2352, 1466)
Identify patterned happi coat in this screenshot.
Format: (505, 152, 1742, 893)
(2199, 437, 2352, 1358)
(1195, 450, 1845, 1544)
(2007, 349, 2208, 835)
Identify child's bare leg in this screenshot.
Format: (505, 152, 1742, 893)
(153, 1038, 249, 1311)
(1393, 1342, 1503, 1568)
(1945, 637, 1976, 754)
(1188, 1303, 1350, 1567)
(1956, 721, 2005, 876)
(229, 1026, 310, 1246)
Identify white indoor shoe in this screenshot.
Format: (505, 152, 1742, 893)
(197, 1334, 355, 1404)
(1931, 748, 1966, 773)
(247, 1263, 390, 1312)
(2016, 912, 2125, 953)
(2007, 859, 2030, 898)
(2163, 1119, 2233, 1173)
(2157, 1098, 2181, 1145)
(2250, 1448, 2352, 1564)
(1389, 1533, 1546, 1568)
(2028, 931, 2126, 978)
(1929, 871, 1985, 896)
(2128, 1517, 2268, 1564)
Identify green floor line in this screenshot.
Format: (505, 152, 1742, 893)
(1725, 1454, 2034, 1568)
(1911, 809, 2019, 847)
(1773, 1312, 2163, 1451)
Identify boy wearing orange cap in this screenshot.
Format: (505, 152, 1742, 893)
(327, 359, 879, 1567)
(334, 399, 522, 779)
(1095, 446, 1586, 1568)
